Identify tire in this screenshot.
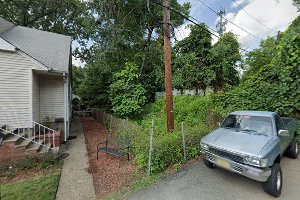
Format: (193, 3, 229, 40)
(262, 163, 282, 197)
(286, 139, 299, 159)
(203, 159, 215, 168)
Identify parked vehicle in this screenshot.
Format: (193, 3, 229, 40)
(201, 111, 298, 197)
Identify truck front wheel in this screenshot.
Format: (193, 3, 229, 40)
(262, 163, 282, 197)
(203, 159, 215, 168)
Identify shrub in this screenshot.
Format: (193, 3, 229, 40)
(213, 16, 300, 118)
(110, 62, 147, 118)
(112, 96, 214, 173)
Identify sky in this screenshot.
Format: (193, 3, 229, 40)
(175, 0, 298, 49)
(73, 0, 299, 67)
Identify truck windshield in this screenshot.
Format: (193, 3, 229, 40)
(221, 114, 273, 135)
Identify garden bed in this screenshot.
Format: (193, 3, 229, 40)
(81, 117, 138, 197)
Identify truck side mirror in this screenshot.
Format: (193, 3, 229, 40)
(278, 129, 289, 137)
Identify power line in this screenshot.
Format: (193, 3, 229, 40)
(196, 0, 263, 41)
(231, 0, 276, 33)
(150, 0, 251, 53)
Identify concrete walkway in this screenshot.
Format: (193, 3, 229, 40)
(56, 117, 96, 200)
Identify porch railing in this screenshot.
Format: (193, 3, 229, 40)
(32, 121, 56, 148)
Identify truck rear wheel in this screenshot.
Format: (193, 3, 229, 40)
(286, 139, 298, 159)
(203, 159, 215, 168)
(262, 163, 282, 197)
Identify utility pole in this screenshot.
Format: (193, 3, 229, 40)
(163, 0, 174, 132)
(216, 7, 227, 37)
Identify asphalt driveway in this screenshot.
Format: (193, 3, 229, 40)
(128, 156, 300, 200)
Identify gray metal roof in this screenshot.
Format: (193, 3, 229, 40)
(230, 111, 276, 117)
(0, 18, 71, 72)
(0, 17, 15, 34)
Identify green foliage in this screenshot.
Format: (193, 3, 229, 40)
(78, 61, 112, 111)
(213, 16, 300, 117)
(72, 65, 84, 94)
(110, 63, 147, 118)
(0, 0, 94, 58)
(1, 172, 61, 200)
(293, 0, 300, 11)
(242, 37, 277, 80)
(127, 96, 213, 173)
(14, 156, 37, 170)
(39, 153, 60, 170)
(173, 28, 241, 93)
(210, 32, 242, 91)
(12, 154, 60, 171)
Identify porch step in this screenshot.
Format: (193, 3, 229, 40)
(15, 137, 34, 148)
(26, 141, 43, 152)
(3, 134, 20, 143)
(38, 145, 51, 154)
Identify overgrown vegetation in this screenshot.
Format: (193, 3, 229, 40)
(213, 16, 300, 118)
(110, 63, 147, 118)
(105, 96, 216, 173)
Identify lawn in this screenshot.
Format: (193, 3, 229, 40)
(1, 171, 61, 200)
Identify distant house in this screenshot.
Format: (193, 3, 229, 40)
(0, 17, 72, 144)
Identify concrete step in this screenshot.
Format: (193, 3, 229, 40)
(37, 145, 51, 154)
(26, 142, 42, 152)
(15, 137, 34, 148)
(3, 134, 20, 143)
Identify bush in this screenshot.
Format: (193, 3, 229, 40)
(213, 16, 300, 118)
(112, 96, 214, 173)
(110, 62, 147, 118)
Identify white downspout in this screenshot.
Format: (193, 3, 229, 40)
(63, 73, 68, 142)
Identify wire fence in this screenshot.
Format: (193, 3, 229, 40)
(90, 109, 211, 175)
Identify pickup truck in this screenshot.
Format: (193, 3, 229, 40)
(201, 111, 298, 197)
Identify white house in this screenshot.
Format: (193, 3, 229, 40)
(0, 17, 72, 143)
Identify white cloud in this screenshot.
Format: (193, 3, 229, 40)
(223, 0, 298, 49)
(231, 0, 251, 8)
(72, 56, 86, 67)
(175, 23, 191, 41)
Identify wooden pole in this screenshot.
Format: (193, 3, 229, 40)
(163, 0, 174, 132)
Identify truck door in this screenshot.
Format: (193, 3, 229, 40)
(275, 115, 289, 155)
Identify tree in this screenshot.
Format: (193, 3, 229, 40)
(210, 32, 241, 92)
(214, 16, 300, 117)
(110, 63, 146, 118)
(72, 65, 84, 95)
(0, 0, 94, 57)
(293, 0, 300, 11)
(173, 24, 213, 94)
(77, 59, 112, 111)
(242, 37, 277, 80)
(78, 0, 190, 108)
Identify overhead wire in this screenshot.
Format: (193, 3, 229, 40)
(231, 0, 276, 33)
(150, 0, 251, 53)
(196, 0, 263, 41)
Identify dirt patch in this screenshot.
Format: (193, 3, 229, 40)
(81, 117, 138, 198)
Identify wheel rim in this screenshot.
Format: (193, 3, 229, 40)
(277, 171, 281, 191)
(295, 142, 298, 155)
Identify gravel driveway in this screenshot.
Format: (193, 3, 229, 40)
(128, 156, 300, 200)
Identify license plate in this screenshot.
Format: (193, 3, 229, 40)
(216, 158, 231, 169)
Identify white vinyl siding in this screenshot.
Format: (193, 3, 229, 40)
(0, 50, 38, 128)
(39, 75, 64, 121)
(32, 72, 40, 122)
